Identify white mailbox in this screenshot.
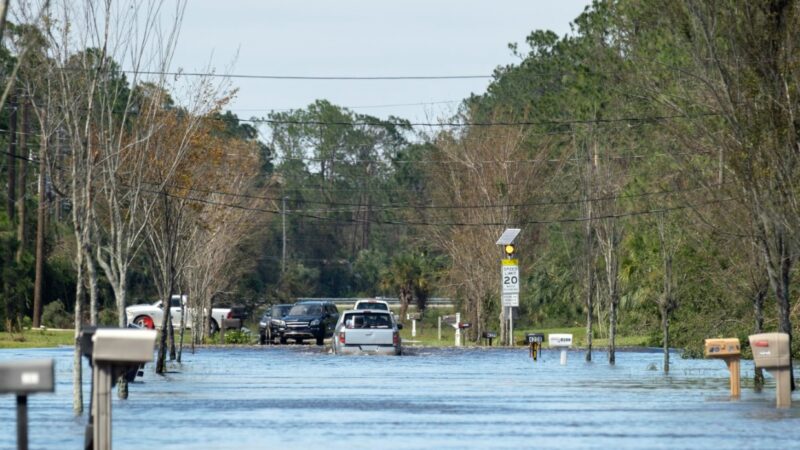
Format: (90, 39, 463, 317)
(92, 328, 157, 364)
(549, 334, 573, 348)
(549, 333, 573, 365)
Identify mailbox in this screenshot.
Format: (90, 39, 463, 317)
(526, 333, 545, 362)
(526, 333, 544, 344)
(83, 327, 157, 450)
(748, 332, 792, 408)
(482, 331, 497, 346)
(0, 359, 55, 450)
(0, 359, 54, 394)
(92, 328, 157, 364)
(549, 333, 573, 365)
(704, 338, 741, 398)
(406, 313, 422, 321)
(704, 338, 740, 357)
(749, 333, 790, 369)
(458, 322, 472, 329)
(549, 334, 573, 348)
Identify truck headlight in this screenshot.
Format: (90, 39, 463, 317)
(310, 319, 320, 327)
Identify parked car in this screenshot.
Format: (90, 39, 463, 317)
(276, 301, 339, 345)
(353, 299, 390, 311)
(125, 295, 235, 334)
(259, 304, 292, 345)
(332, 309, 403, 355)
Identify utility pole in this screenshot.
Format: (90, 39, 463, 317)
(281, 196, 287, 274)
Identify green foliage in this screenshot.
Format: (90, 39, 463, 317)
(41, 300, 72, 329)
(222, 329, 252, 345)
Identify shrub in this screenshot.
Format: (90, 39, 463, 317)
(42, 300, 72, 329)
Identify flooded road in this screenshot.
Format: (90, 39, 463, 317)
(1, 345, 799, 449)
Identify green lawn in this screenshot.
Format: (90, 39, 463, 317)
(401, 321, 649, 348)
(0, 328, 75, 348)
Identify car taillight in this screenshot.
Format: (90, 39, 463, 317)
(393, 332, 399, 345)
(339, 333, 346, 344)
(226, 311, 233, 319)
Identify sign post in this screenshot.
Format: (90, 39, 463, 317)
(496, 228, 521, 347)
(501, 259, 519, 346)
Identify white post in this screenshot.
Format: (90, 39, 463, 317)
(455, 312, 461, 347)
(560, 349, 568, 365)
(412, 319, 417, 338)
(438, 316, 442, 341)
(509, 307, 514, 346)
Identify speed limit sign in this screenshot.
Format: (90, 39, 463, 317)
(501, 259, 519, 294)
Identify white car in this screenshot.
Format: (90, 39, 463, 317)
(332, 309, 403, 355)
(125, 295, 232, 334)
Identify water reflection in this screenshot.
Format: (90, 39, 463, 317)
(1, 346, 799, 449)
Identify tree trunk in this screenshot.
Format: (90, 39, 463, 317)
(85, 244, 99, 325)
(753, 283, 766, 390)
(398, 285, 412, 324)
(32, 117, 46, 328)
(584, 219, 594, 362)
(156, 296, 171, 374)
(72, 251, 84, 415)
(15, 100, 28, 263)
(661, 305, 670, 373)
(760, 228, 795, 391)
(178, 299, 186, 362)
(7, 94, 16, 221)
(608, 297, 617, 365)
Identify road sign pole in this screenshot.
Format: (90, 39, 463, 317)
(509, 307, 514, 346)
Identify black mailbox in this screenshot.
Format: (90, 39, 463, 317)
(526, 333, 545, 344)
(482, 331, 497, 339)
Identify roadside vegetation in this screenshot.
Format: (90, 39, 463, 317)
(0, 0, 799, 407)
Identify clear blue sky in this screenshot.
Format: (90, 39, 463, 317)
(173, 1, 591, 123)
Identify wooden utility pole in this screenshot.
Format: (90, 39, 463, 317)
(16, 100, 29, 263)
(32, 112, 47, 328)
(7, 94, 16, 220)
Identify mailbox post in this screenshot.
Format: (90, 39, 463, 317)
(482, 331, 497, 346)
(549, 334, 573, 365)
(0, 359, 54, 450)
(407, 313, 421, 338)
(749, 332, 792, 408)
(526, 333, 544, 361)
(704, 338, 741, 398)
(82, 327, 157, 450)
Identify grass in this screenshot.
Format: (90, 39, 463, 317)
(400, 318, 649, 348)
(0, 328, 75, 349)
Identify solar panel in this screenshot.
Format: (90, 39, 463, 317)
(495, 228, 521, 245)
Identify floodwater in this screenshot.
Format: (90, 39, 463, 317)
(1, 345, 800, 450)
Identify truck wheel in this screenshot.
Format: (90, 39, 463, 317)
(209, 319, 219, 335)
(279, 336, 287, 345)
(316, 334, 324, 346)
(259, 333, 266, 345)
(134, 316, 155, 329)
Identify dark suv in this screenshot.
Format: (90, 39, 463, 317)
(259, 304, 292, 345)
(277, 301, 339, 345)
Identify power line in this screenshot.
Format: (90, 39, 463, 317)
(143, 185, 734, 228)
(245, 112, 719, 128)
(127, 70, 493, 81)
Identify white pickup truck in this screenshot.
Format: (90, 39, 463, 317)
(125, 295, 233, 334)
(331, 309, 403, 355)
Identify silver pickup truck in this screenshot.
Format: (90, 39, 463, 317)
(331, 309, 403, 355)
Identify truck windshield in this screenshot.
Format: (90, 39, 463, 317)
(345, 312, 392, 329)
(289, 304, 322, 316)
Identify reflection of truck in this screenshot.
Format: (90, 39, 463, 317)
(125, 295, 237, 334)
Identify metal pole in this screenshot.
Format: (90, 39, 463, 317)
(438, 316, 441, 341)
(16, 395, 27, 450)
(412, 319, 416, 338)
(455, 313, 461, 347)
(509, 307, 514, 346)
(94, 365, 112, 450)
(281, 196, 287, 274)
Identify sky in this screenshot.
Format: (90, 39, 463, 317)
(172, 1, 592, 125)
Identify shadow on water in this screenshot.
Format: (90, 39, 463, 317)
(2, 345, 800, 449)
